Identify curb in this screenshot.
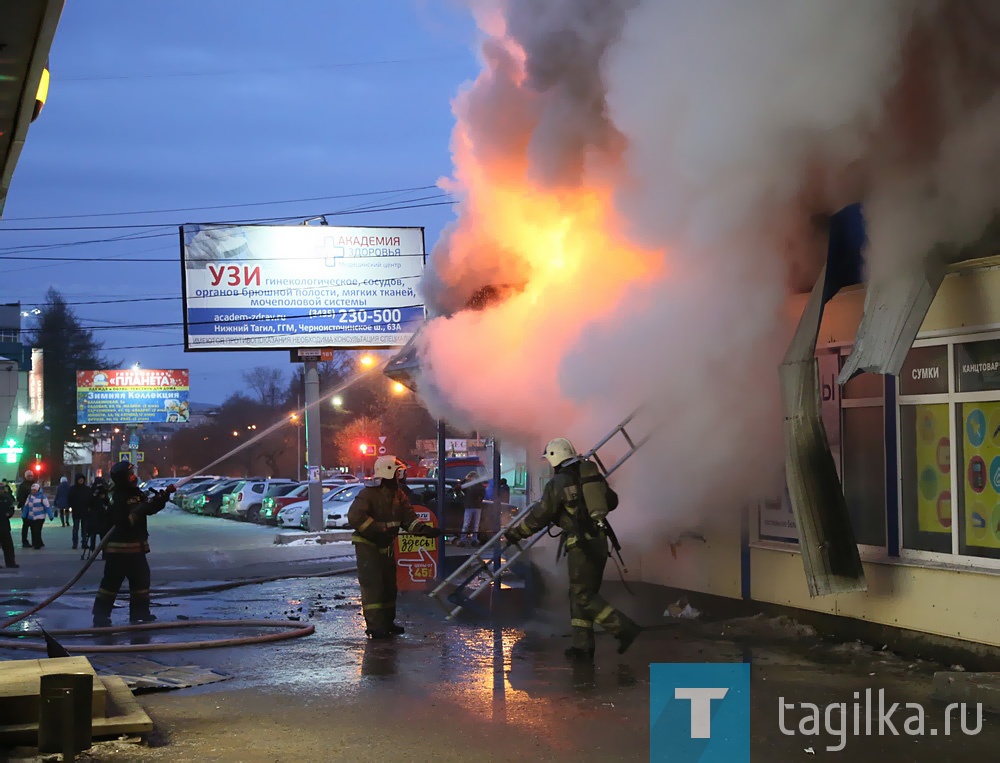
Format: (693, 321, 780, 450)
(273, 530, 353, 545)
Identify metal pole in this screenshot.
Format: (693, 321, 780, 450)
(296, 393, 302, 482)
(492, 436, 502, 597)
(304, 361, 323, 532)
(437, 419, 446, 547)
(128, 425, 138, 472)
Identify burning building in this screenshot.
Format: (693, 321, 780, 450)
(397, 1, 1000, 649)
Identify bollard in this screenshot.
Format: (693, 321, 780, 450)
(38, 672, 93, 756)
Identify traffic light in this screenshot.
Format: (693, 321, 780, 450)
(358, 443, 374, 456)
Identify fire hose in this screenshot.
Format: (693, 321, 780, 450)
(0, 487, 358, 653)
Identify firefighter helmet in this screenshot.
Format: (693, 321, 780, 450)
(109, 460, 137, 487)
(542, 438, 577, 468)
(373, 455, 405, 481)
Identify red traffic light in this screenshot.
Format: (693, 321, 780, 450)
(358, 443, 375, 456)
(33, 462, 43, 472)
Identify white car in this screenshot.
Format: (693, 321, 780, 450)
(303, 483, 366, 530)
(223, 478, 298, 522)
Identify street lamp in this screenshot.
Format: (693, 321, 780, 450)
(232, 430, 239, 437)
(331, 395, 344, 408)
(391, 382, 406, 395)
(359, 354, 376, 369)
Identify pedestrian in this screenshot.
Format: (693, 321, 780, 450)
(0, 480, 17, 568)
(86, 477, 110, 556)
(498, 478, 511, 504)
(92, 461, 174, 627)
(24, 483, 54, 549)
(16, 469, 35, 548)
(54, 476, 71, 526)
(460, 471, 486, 547)
(347, 455, 441, 639)
(68, 473, 92, 550)
(504, 437, 641, 663)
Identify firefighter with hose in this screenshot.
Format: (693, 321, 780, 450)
(92, 460, 175, 627)
(348, 455, 442, 639)
(504, 437, 642, 663)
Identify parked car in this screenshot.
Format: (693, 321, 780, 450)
(141, 477, 180, 492)
(191, 478, 243, 516)
(222, 478, 298, 522)
(180, 481, 222, 512)
(297, 483, 367, 530)
(170, 476, 222, 506)
(261, 481, 352, 525)
(426, 457, 487, 483)
(401, 478, 467, 538)
(276, 499, 311, 529)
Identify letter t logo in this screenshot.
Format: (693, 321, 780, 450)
(675, 687, 729, 738)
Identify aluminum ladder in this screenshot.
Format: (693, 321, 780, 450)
(429, 408, 654, 619)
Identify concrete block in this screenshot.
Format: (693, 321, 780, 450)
(0, 657, 107, 725)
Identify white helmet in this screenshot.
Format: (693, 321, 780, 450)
(373, 455, 405, 481)
(542, 438, 577, 468)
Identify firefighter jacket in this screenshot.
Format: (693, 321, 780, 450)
(105, 486, 170, 555)
(506, 459, 611, 549)
(348, 480, 436, 549)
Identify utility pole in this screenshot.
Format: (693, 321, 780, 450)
(303, 361, 323, 532)
(295, 392, 302, 482)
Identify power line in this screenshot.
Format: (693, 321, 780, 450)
(0, 198, 455, 256)
(0, 184, 440, 223)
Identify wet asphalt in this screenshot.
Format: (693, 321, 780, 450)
(1, 510, 999, 761)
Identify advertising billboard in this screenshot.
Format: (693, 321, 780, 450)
(180, 224, 425, 351)
(77, 369, 190, 425)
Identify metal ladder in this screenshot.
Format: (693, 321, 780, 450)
(429, 408, 654, 619)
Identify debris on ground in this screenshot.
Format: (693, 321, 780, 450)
(664, 598, 701, 620)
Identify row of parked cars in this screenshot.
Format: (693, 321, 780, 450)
(140, 474, 515, 538)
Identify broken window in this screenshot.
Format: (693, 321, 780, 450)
(841, 365, 886, 548)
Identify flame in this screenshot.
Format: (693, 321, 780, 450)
(421, 30, 662, 437)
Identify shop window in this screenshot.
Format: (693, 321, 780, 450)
(899, 345, 949, 396)
(899, 403, 952, 554)
(955, 339, 1000, 393)
(842, 406, 886, 546)
(956, 401, 1000, 559)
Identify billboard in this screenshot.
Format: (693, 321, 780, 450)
(180, 224, 425, 351)
(77, 369, 190, 425)
(28, 348, 43, 423)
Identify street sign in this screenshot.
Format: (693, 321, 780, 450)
(395, 508, 439, 591)
(128, 434, 139, 450)
(290, 348, 335, 363)
(378, 436, 387, 444)
(118, 452, 145, 463)
(378, 446, 387, 455)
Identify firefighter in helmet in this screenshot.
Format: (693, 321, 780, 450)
(504, 437, 641, 662)
(348, 455, 442, 639)
(91, 460, 174, 627)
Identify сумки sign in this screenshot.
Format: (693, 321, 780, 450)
(180, 224, 426, 351)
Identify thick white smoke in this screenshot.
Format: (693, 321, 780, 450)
(416, 0, 1000, 548)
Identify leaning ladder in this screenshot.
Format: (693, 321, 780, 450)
(429, 408, 654, 619)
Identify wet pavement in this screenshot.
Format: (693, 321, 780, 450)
(2, 510, 999, 760)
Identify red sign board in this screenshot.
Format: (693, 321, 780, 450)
(395, 507, 439, 591)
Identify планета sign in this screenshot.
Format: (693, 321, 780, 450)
(77, 370, 190, 425)
(181, 224, 425, 350)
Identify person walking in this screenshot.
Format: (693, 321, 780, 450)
(17, 470, 35, 548)
(84, 477, 110, 557)
(54, 476, 71, 526)
(460, 471, 486, 547)
(504, 437, 641, 663)
(68, 474, 92, 550)
(24, 483, 54, 549)
(0, 480, 17, 568)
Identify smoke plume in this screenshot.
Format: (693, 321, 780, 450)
(416, 0, 1000, 547)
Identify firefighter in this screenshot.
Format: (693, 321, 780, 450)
(91, 461, 174, 627)
(504, 437, 641, 663)
(348, 455, 442, 639)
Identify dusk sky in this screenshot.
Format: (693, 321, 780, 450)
(0, 1, 479, 404)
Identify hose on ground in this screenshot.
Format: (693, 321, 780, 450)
(0, 521, 359, 653)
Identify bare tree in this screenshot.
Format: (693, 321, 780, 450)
(242, 366, 285, 408)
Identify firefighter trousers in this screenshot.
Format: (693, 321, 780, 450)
(354, 541, 397, 633)
(566, 538, 636, 651)
(92, 553, 152, 623)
